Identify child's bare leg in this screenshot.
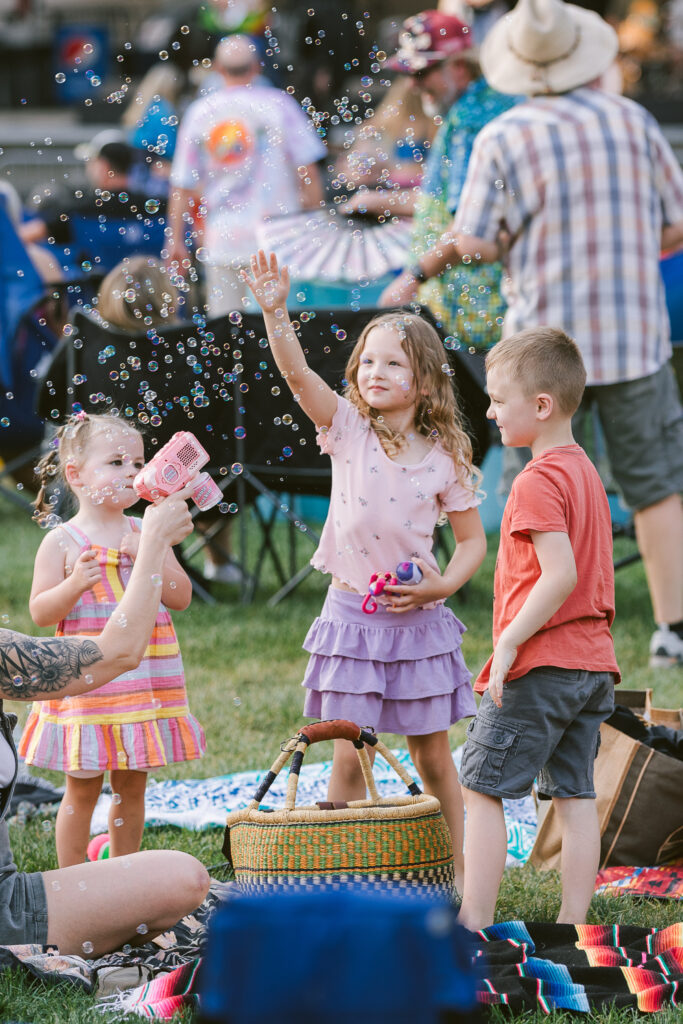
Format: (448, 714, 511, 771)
(44, 850, 210, 957)
(407, 731, 465, 894)
(458, 788, 507, 931)
(56, 775, 104, 867)
(108, 770, 148, 857)
(327, 738, 374, 802)
(552, 796, 600, 923)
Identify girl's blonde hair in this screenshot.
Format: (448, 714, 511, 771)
(96, 256, 178, 330)
(33, 412, 142, 522)
(344, 312, 481, 492)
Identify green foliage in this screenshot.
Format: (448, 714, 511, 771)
(0, 503, 680, 1022)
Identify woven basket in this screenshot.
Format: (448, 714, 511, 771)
(223, 719, 455, 897)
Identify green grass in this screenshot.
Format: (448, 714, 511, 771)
(0, 501, 681, 1022)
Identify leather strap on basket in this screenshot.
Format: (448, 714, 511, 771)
(247, 719, 422, 811)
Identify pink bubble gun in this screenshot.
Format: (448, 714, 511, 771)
(134, 431, 222, 511)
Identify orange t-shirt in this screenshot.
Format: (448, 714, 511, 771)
(476, 445, 620, 693)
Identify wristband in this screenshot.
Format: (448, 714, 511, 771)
(406, 261, 428, 283)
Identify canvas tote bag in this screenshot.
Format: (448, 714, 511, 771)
(530, 719, 683, 870)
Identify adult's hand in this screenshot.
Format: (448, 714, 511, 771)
(140, 485, 195, 549)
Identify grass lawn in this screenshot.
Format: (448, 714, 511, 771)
(0, 499, 681, 1022)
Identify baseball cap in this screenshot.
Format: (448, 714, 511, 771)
(385, 10, 472, 74)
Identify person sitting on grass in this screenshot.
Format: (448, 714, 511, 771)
(0, 487, 210, 956)
(457, 328, 620, 931)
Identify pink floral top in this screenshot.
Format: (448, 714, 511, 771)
(311, 395, 480, 600)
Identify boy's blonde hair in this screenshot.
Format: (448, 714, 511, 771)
(344, 312, 480, 491)
(33, 412, 141, 522)
(485, 327, 586, 415)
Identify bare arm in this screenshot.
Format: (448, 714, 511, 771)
(342, 187, 418, 219)
(18, 218, 48, 245)
(242, 250, 338, 428)
(166, 185, 199, 268)
(385, 506, 487, 612)
(1, 491, 194, 701)
(379, 229, 500, 307)
(119, 530, 192, 610)
(29, 530, 100, 628)
(298, 162, 324, 211)
(488, 530, 578, 707)
(662, 218, 683, 252)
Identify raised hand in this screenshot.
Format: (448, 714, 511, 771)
(241, 250, 290, 313)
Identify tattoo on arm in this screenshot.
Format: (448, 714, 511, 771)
(0, 630, 103, 699)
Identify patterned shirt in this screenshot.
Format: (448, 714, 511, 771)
(311, 394, 479, 599)
(411, 78, 518, 350)
(453, 87, 683, 385)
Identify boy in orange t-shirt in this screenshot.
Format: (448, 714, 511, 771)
(458, 327, 619, 932)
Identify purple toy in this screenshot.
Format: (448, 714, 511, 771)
(396, 561, 423, 585)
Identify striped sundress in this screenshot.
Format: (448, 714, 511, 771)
(19, 520, 206, 773)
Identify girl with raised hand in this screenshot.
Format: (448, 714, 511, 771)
(19, 412, 205, 866)
(243, 250, 486, 893)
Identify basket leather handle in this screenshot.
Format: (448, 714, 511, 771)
(248, 720, 423, 812)
(298, 719, 372, 746)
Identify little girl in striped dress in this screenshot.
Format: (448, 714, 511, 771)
(19, 412, 205, 867)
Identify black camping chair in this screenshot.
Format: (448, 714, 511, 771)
(37, 307, 491, 603)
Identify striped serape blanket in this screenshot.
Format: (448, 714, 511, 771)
(105, 920, 683, 1018)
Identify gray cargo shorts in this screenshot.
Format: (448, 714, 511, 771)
(459, 667, 615, 800)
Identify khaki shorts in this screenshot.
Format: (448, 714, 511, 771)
(459, 667, 615, 800)
(0, 866, 48, 945)
(576, 362, 683, 512)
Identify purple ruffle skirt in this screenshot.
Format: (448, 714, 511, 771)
(302, 587, 477, 736)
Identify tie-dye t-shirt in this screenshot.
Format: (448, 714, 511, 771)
(171, 83, 326, 261)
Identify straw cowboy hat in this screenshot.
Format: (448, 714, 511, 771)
(480, 0, 618, 95)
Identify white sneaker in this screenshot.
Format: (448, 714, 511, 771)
(649, 625, 683, 668)
(203, 561, 244, 585)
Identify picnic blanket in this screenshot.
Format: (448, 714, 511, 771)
(595, 863, 683, 900)
(105, 919, 683, 1019)
(88, 747, 538, 868)
(2, 881, 681, 1019)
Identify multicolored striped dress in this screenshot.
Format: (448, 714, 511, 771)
(19, 520, 206, 773)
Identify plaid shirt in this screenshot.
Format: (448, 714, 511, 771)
(454, 88, 683, 385)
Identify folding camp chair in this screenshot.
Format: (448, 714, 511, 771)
(0, 200, 61, 510)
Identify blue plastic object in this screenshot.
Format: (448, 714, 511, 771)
(199, 889, 479, 1024)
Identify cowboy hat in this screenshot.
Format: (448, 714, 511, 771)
(480, 0, 618, 95)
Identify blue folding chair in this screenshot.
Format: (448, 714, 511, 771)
(0, 200, 59, 509)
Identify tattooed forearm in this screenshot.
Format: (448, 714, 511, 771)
(0, 630, 103, 699)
